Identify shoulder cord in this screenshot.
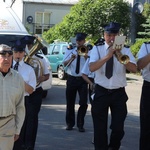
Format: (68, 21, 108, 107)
(145, 43, 149, 54)
(96, 46, 100, 59)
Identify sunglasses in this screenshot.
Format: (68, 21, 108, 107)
(0, 50, 13, 56)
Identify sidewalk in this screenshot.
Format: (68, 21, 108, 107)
(126, 73, 143, 84)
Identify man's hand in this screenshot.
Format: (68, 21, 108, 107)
(14, 134, 19, 142)
(37, 75, 45, 83)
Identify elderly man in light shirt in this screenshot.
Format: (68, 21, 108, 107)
(0, 44, 25, 150)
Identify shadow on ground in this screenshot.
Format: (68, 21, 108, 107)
(35, 85, 140, 150)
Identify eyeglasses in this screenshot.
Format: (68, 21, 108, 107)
(0, 50, 13, 56)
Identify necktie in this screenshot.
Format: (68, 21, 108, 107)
(75, 55, 80, 74)
(105, 56, 113, 79)
(14, 61, 19, 71)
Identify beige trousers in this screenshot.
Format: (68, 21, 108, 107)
(0, 115, 15, 150)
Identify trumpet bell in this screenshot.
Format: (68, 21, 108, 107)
(77, 45, 88, 56)
(115, 51, 130, 65)
(119, 55, 130, 64)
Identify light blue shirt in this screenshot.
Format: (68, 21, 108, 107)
(89, 42, 136, 89)
(63, 47, 86, 77)
(13, 59, 36, 96)
(138, 43, 150, 82)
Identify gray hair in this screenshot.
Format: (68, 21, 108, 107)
(0, 44, 11, 51)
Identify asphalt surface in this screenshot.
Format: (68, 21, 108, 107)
(35, 73, 143, 150)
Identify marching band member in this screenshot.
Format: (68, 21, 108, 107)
(137, 41, 150, 150)
(63, 33, 88, 132)
(12, 40, 36, 150)
(20, 35, 50, 150)
(89, 22, 137, 150)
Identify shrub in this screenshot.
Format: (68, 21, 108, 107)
(130, 38, 150, 58)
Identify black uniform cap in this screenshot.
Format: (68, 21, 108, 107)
(104, 22, 121, 34)
(21, 35, 36, 45)
(76, 33, 87, 41)
(11, 39, 26, 52)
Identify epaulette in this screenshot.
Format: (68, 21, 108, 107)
(124, 45, 130, 48)
(94, 38, 105, 46)
(24, 62, 32, 67)
(86, 44, 93, 50)
(144, 41, 150, 44)
(35, 53, 43, 59)
(67, 43, 74, 50)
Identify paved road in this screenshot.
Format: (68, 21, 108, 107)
(35, 74, 143, 150)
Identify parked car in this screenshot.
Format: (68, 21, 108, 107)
(0, 2, 52, 98)
(46, 41, 69, 80)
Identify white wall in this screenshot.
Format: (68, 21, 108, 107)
(23, 3, 72, 25)
(4, 0, 24, 22)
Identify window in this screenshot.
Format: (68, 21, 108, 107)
(35, 12, 51, 34)
(52, 45, 60, 55)
(62, 46, 67, 55)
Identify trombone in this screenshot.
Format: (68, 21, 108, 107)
(77, 45, 89, 56)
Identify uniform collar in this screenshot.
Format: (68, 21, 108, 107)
(13, 59, 24, 67)
(104, 42, 110, 50)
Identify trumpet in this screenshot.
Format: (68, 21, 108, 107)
(115, 50, 130, 65)
(110, 40, 130, 65)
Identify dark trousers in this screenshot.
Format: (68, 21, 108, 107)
(28, 87, 43, 148)
(66, 75, 88, 128)
(91, 85, 128, 150)
(140, 80, 150, 150)
(13, 87, 43, 150)
(13, 96, 30, 150)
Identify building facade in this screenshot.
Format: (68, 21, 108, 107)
(3, 0, 149, 42)
(4, 0, 78, 35)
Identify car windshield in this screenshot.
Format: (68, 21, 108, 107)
(0, 34, 26, 46)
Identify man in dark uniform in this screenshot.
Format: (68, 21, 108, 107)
(89, 22, 137, 150)
(63, 33, 88, 132)
(137, 42, 150, 150)
(12, 40, 36, 150)
(20, 35, 50, 150)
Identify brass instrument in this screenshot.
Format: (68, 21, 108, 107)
(77, 45, 89, 56)
(111, 40, 130, 65)
(115, 50, 130, 65)
(24, 37, 44, 86)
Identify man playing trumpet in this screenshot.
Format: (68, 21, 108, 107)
(89, 22, 137, 150)
(63, 33, 88, 132)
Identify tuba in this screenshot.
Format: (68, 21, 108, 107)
(24, 37, 44, 86)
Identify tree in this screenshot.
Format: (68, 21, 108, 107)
(137, 3, 150, 38)
(43, 0, 131, 43)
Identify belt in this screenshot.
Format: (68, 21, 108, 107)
(36, 87, 43, 91)
(144, 80, 150, 86)
(68, 75, 82, 80)
(96, 84, 124, 93)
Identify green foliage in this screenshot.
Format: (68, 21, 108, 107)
(43, 0, 130, 43)
(130, 38, 150, 57)
(138, 16, 150, 38)
(137, 3, 150, 38)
